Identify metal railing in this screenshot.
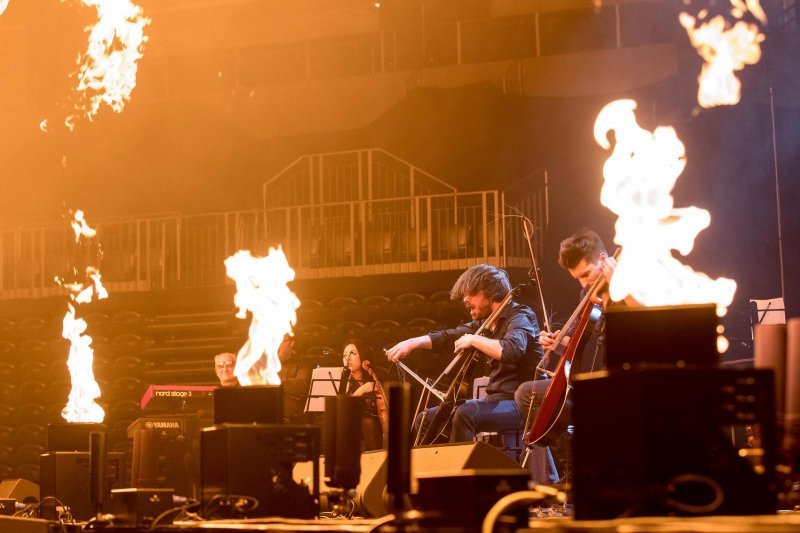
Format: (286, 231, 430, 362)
(0, 185, 545, 300)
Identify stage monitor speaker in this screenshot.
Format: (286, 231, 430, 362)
(200, 423, 319, 519)
(39, 452, 124, 521)
(293, 441, 523, 517)
(0, 515, 81, 533)
(572, 367, 777, 520)
(213, 385, 282, 425)
(0, 478, 40, 504)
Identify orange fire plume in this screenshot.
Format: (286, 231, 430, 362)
(594, 100, 737, 350)
(64, 0, 150, 130)
(225, 248, 300, 386)
(679, 1, 766, 108)
(0, 0, 9, 16)
(56, 210, 108, 422)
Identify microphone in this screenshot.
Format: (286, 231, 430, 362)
(338, 366, 351, 396)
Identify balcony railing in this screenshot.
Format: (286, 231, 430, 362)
(0, 185, 545, 301)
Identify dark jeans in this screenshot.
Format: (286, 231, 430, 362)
(515, 379, 571, 483)
(414, 393, 524, 443)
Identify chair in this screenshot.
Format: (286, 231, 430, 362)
(0, 383, 15, 404)
(472, 377, 523, 462)
(0, 425, 14, 446)
(0, 444, 16, 466)
(12, 403, 46, 426)
(16, 443, 45, 465)
(113, 333, 146, 358)
(18, 381, 47, 404)
(395, 292, 426, 307)
(13, 424, 46, 446)
(108, 376, 146, 403)
(335, 321, 366, 340)
(109, 400, 141, 421)
(18, 361, 47, 382)
(361, 295, 391, 310)
(0, 362, 15, 384)
(406, 317, 438, 336)
(112, 310, 146, 331)
(111, 355, 146, 379)
(0, 403, 13, 426)
(18, 339, 48, 361)
(328, 296, 358, 311)
(13, 463, 40, 485)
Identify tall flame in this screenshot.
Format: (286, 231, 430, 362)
(63, 0, 150, 130)
(225, 248, 300, 386)
(56, 210, 108, 422)
(679, 1, 766, 108)
(0, 0, 9, 16)
(594, 99, 737, 329)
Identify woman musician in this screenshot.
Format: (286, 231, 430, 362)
(342, 339, 387, 451)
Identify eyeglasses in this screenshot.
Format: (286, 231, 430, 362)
(215, 361, 234, 369)
(342, 351, 358, 360)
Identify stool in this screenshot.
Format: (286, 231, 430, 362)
(475, 429, 523, 462)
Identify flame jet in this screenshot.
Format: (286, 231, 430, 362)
(593, 99, 737, 322)
(225, 248, 300, 386)
(56, 210, 108, 423)
(63, 0, 150, 130)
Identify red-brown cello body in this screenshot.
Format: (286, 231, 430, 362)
(523, 264, 610, 446)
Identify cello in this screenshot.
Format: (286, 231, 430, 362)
(523, 251, 617, 446)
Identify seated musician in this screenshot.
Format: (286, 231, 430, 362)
(386, 264, 542, 444)
(214, 352, 239, 387)
(343, 340, 386, 451)
(277, 334, 312, 423)
(515, 230, 637, 482)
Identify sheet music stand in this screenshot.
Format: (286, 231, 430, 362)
(750, 297, 786, 327)
(304, 367, 345, 414)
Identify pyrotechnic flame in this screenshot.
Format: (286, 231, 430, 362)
(63, 0, 150, 130)
(225, 248, 300, 386)
(56, 211, 107, 422)
(679, 1, 766, 108)
(0, 0, 9, 17)
(594, 99, 737, 336)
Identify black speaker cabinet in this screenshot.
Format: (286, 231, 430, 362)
(213, 385, 282, 425)
(47, 423, 106, 452)
(200, 423, 320, 519)
(39, 452, 124, 521)
(292, 441, 522, 517)
(572, 368, 777, 520)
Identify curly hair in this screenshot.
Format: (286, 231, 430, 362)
(449, 264, 511, 303)
(558, 230, 607, 269)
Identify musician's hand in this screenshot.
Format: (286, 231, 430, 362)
(385, 336, 431, 362)
(454, 334, 477, 353)
(539, 330, 562, 350)
(350, 382, 375, 397)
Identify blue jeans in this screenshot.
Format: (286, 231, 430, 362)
(415, 393, 524, 443)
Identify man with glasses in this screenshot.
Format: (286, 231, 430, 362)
(214, 352, 239, 387)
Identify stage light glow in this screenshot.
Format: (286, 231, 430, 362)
(594, 99, 737, 324)
(63, 0, 150, 130)
(56, 210, 107, 423)
(679, 1, 766, 108)
(225, 248, 299, 386)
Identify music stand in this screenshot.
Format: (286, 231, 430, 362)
(304, 367, 346, 414)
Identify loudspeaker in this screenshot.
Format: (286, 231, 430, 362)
(39, 452, 124, 521)
(200, 423, 319, 519)
(0, 515, 81, 533)
(572, 368, 777, 519)
(0, 478, 40, 504)
(47, 423, 106, 452)
(293, 441, 522, 517)
(213, 385, 282, 425)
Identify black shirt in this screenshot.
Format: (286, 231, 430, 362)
(428, 301, 542, 399)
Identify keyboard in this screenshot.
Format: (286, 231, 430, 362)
(139, 384, 216, 412)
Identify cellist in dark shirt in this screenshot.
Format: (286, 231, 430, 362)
(386, 264, 543, 443)
(516, 230, 637, 481)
